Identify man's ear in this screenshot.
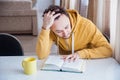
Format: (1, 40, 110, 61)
(50, 25, 54, 30)
(50, 25, 56, 33)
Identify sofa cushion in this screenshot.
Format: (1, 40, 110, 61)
(0, 9, 37, 16)
(32, 0, 36, 6)
(0, 16, 32, 32)
(0, 0, 32, 11)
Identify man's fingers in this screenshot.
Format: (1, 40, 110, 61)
(51, 11, 55, 15)
(70, 57, 75, 62)
(66, 54, 79, 62)
(65, 55, 73, 62)
(61, 53, 79, 62)
(62, 55, 67, 59)
(73, 54, 78, 62)
(69, 54, 77, 62)
(66, 55, 72, 60)
(46, 11, 51, 16)
(53, 13, 61, 19)
(61, 55, 67, 61)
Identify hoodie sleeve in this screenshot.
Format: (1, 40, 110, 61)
(36, 29, 53, 59)
(77, 21, 113, 59)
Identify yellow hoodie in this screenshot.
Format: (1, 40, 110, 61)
(36, 10, 112, 59)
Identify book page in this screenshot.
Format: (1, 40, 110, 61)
(43, 56, 64, 70)
(62, 59, 86, 72)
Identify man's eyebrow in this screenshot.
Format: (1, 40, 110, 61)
(56, 30, 62, 32)
(55, 24, 68, 32)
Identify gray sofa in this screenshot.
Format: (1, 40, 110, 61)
(0, 0, 38, 35)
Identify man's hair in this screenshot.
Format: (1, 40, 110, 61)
(43, 5, 69, 20)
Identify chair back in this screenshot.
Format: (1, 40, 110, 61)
(103, 33, 110, 43)
(0, 33, 24, 56)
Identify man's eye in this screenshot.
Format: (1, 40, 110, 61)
(57, 31, 62, 33)
(65, 26, 68, 29)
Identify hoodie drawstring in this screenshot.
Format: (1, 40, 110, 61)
(72, 33, 74, 54)
(57, 37, 59, 55)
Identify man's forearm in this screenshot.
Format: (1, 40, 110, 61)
(36, 29, 53, 59)
(77, 46, 112, 59)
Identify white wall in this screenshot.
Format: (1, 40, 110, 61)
(37, 0, 54, 11)
(36, 0, 54, 32)
(54, 0, 60, 6)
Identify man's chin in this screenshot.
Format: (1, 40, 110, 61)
(57, 33, 71, 39)
(57, 35, 70, 39)
(62, 35, 71, 39)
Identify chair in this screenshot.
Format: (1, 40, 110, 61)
(0, 33, 24, 56)
(103, 33, 110, 43)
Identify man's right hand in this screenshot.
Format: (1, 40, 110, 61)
(42, 11, 61, 30)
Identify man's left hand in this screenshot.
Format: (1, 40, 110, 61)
(61, 53, 79, 62)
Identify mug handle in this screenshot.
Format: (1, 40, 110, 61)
(22, 61, 25, 68)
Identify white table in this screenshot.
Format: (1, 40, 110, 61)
(0, 56, 120, 80)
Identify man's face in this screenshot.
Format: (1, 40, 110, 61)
(51, 14, 72, 39)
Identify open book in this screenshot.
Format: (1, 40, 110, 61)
(40, 56, 86, 73)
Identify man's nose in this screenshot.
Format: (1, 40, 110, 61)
(63, 30, 67, 36)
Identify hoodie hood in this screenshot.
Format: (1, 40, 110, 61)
(66, 9, 82, 33)
(50, 10, 83, 55)
(51, 9, 82, 39)
(37, 9, 113, 59)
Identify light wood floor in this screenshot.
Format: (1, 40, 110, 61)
(16, 35, 57, 56)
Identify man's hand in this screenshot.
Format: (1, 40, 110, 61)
(61, 53, 79, 62)
(42, 11, 61, 30)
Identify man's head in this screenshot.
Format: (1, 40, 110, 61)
(43, 5, 72, 39)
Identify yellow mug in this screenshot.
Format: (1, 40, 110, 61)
(22, 57, 37, 75)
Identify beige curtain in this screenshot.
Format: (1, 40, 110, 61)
(87, 0, 97, 24)
(58, 0, 89, 18)
(55, 0, 110, 36)
(88, 0, 110, 37)
(79, 0, 89, 18)
(60, 0, 80, 11)
(88, 0, 120, 63)
(110, 0, 120, 63)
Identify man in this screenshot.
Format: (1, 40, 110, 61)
(36, 5, 112, 61)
